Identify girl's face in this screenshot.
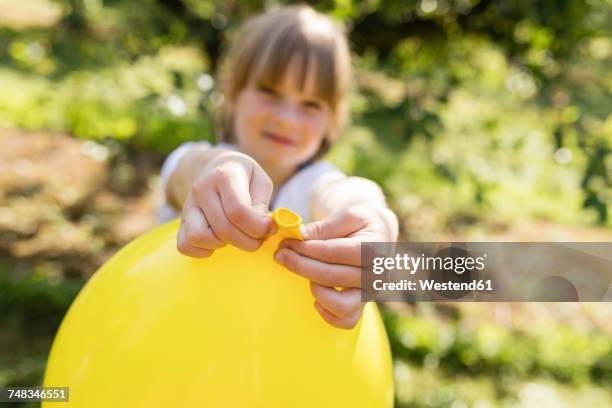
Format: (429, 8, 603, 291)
(232, 57, 332, 172)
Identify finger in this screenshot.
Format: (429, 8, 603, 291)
(182, 197, 225, 249)
(274, 248, 361, 288)
(300, 208, 369, 240)
(216, 166, 272, 239)
(313, 301, 363, 330)
(249, 164, 274, 214)
(279, 238, 362, 267)
(201, 191, 263, 252)
(176, 223, 214, 258)
(310, 282, 363, 318)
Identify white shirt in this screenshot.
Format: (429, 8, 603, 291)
(157, 141, 346, 224)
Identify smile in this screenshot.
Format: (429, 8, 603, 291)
(263, 131, 296, 146)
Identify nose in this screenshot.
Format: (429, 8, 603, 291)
(271, 102, 299, 130)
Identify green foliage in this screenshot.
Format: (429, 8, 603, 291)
(383, 305, 612, 407)
(0, 261, 83, 393)
(0, 45, 214, 153)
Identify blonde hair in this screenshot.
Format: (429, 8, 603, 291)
(217, 5, 352, 160)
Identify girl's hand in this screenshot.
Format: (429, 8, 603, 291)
(274, 205, 398, 329)
(177, 151, 274, 258)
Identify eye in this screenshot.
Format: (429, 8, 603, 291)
(302, 100, 322, 111)
(256, 86, 278, 98)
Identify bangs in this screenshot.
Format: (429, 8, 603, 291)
(249, 28, 337, 105)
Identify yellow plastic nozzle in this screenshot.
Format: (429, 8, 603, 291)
(271, 207, 303, 240)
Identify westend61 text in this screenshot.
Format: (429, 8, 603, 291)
(372, 279, 493, 292)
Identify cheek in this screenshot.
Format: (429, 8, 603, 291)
(248, 100, 273, 118)
(301, 113, 330, 143)
(236, 100, 269, 134)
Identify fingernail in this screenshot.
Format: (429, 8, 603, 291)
(274, 249, 285, 264)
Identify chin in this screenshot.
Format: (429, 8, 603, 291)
(254, 152, 296, 166)
(270, 159, 301, 169)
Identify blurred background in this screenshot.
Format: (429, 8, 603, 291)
(0, 0, 610, 406)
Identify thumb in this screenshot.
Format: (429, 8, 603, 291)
(301, 209, 368, 240)
(249, 164, 273, 214)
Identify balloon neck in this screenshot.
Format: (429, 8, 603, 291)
(271, 208, 303, 241)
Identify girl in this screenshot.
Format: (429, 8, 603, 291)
(160, 5, 398, 329)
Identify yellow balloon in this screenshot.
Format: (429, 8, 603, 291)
(43, 208, 393, 407)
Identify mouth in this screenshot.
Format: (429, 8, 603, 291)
(263, 131, 296, 146)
